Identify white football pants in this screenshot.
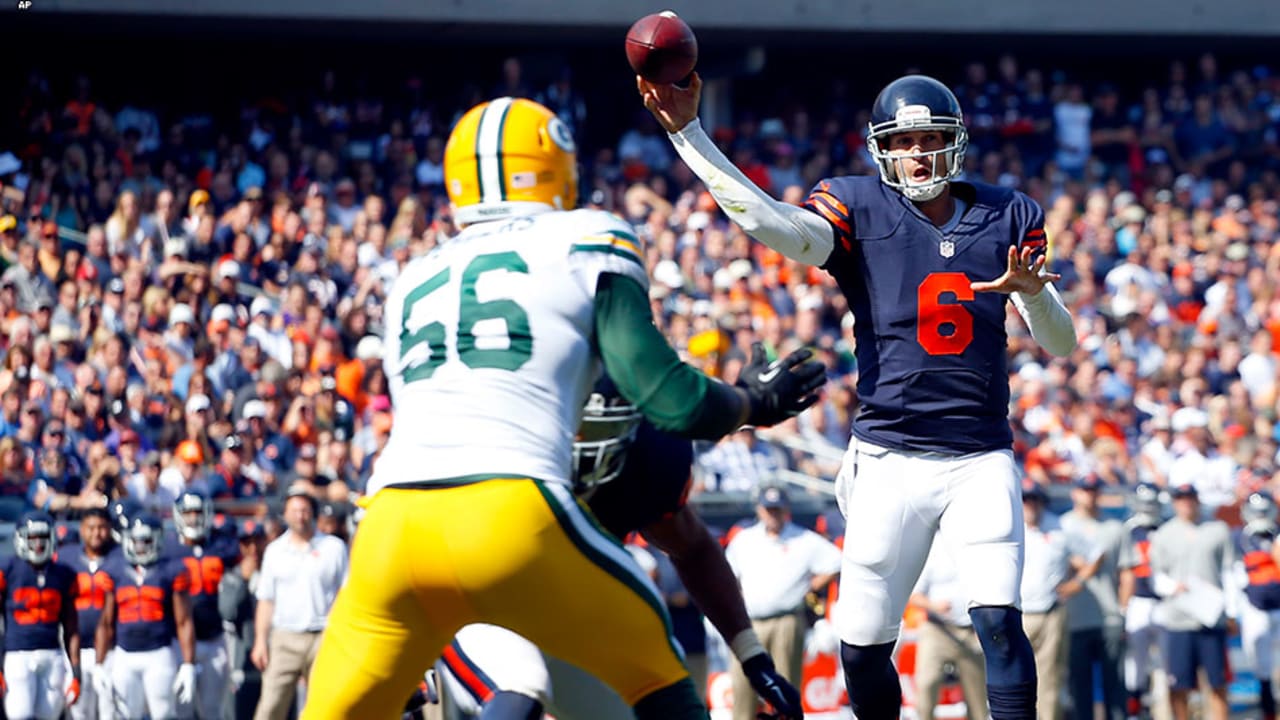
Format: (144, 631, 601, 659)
(4, 648, 68, 720)
(834, 437, 1024, 646)
(68, 648, 113, 720)
(110, 645, 179, 720)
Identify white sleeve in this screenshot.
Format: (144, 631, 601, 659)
(1011, 281, 1077, 357)
(255, 546, 276, 601)
(669, 119, 835, 266)
(565, 210, 650, 296)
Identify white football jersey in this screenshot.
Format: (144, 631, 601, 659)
(367, 209, 648, 494)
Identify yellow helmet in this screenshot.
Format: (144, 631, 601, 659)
(445, 97, 579, 227)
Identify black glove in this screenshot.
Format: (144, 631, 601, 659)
(743, 654, 804, 720)
(737, 343, 826, 427)
(400, 671, 439, 719)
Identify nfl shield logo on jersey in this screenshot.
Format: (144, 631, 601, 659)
(939, 240, 955, 258)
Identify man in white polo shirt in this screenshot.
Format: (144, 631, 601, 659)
(1020, 480, 1090, 720)
(251, 487, 349, 720)
(725, 485, 841, 720)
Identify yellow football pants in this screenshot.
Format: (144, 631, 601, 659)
(300, 478, 690, 719)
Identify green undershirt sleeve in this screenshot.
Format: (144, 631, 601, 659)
(593, 272, 746, 440)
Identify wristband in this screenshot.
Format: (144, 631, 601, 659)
(729, 628, 767, 663)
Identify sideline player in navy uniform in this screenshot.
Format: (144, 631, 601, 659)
(168, 490, 240, 719)
(1118, 482, 1163, 718)
(59, 507, 119, 720)
(96, 514, 198, 720)
(430, 373, 804, 720)
(1235, 491, 1280, 720)
(640, 72, 1077, 720)
(0, 511, 81, 720)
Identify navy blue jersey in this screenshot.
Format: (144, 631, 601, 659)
(803, 176, 1046, 454)
(1236, 530, 1280, 611)
(585, 422, 694, 539)
(1127, 525, 1158, 600)
(102, 553, 191, 652)
(164, 533, 239, 640)
(56, 543, 119, 645)
(0, 556, 78, 652)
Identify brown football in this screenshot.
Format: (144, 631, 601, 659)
(625, 11, 698, 85)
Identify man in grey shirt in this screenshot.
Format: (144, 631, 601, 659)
(1059, 475, 1126, 720)
(1149, 483, 1234, 720)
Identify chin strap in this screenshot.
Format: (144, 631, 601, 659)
(901, 182, 947, 202)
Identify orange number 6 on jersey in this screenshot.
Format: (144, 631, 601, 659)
(917, 272, 974, 356)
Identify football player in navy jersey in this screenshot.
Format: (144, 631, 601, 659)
(96, 514, 197, 720)
(431, 375, 803, 720)
(1118, 482, 1163, 719)
(167, 490, 240, 719)
(59, 507, 118, 720)
(1235, 491, 1280, 720)
(641, 72, 1079, 720)
(0, 510, 82, 720)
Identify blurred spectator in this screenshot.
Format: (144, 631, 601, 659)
(1149, 484, 1234, 720)
(695, 427, 788, 494)
(1060, 476, 1127, 720)
(1167, 407, 1238, 513)
(125, 449, 165, 510)
(724, 486, 840, 720)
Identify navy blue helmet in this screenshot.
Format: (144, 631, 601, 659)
(1129, 482, 1162, 526)
(122, 515, 165, 566)
(1243, 491, 1277, 530)
(174, 490, 213, 542)
(866, 75, 968, 202)
(14, 510, 55, 565)
(108, 497, 143, 544)
(572, 376, 642, 492)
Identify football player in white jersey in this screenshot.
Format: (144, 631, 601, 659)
(302, 96, 825, 720)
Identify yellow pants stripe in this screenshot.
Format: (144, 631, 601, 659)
(300, 479, 689, 720)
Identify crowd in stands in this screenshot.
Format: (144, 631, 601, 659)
(1, 50, 1280, 531)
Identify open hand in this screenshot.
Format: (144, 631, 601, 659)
(971, 246, 1060, 296)
(637, 73, 703, 134)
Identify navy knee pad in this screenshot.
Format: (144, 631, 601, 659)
(840, 641, 901, 720)
(479, 690, 544, 720)
(969, 605, 1037, 720)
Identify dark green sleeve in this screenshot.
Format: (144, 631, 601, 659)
(593, 272, 745, 440)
